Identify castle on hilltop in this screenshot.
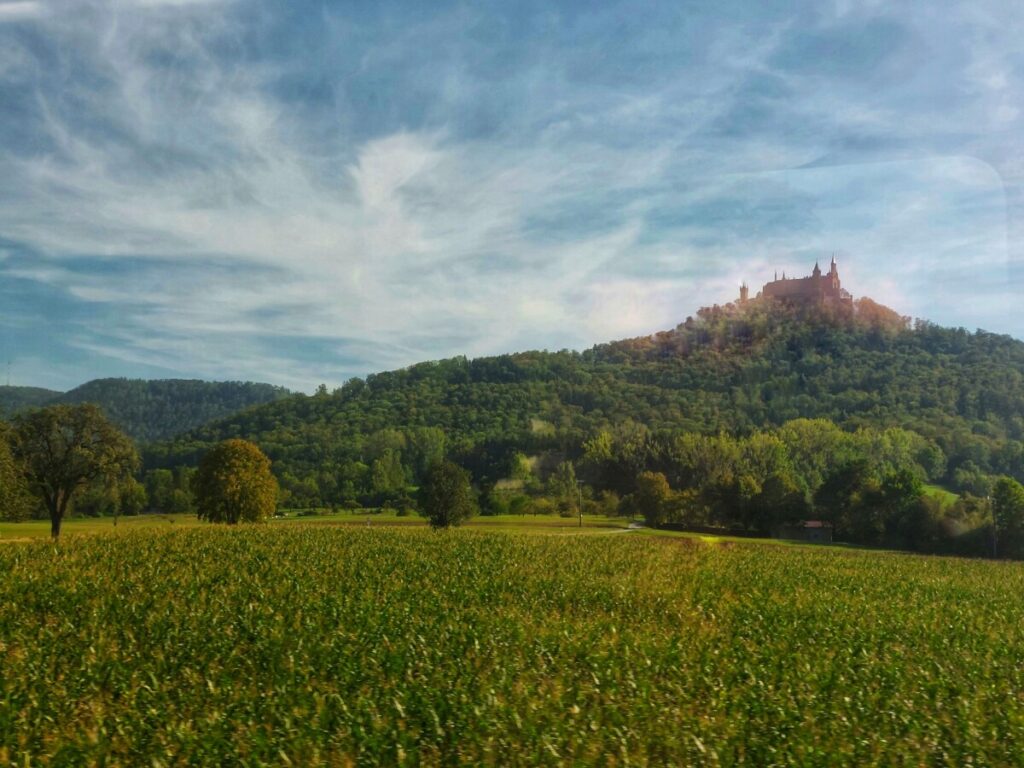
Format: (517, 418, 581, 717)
(739, 256, 853, 308)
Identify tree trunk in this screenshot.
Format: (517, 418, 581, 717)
(48, 494, 65, 540)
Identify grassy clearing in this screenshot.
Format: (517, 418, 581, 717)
(634, 527, 875, 553)
(2, 526, 1023, 765)
(0, 512, 631, 541)
(0, 513, 202, 541)
(923, 483, 959, 507)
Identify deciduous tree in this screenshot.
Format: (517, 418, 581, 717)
(195, 439, 278, 524)
(992, 476, 1024, 558)
(418, 460, 476, 529)
(547, 460, 578, 515)
(13, 404, 138, 538)
(634, 471, 672, 527)
(755, 472, 809, 528)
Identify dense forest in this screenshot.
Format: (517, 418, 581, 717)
(0, 379, 292, 442)
(147, 298, 1024, 503)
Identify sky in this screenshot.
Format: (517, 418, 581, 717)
(1, 0, 1022, 392)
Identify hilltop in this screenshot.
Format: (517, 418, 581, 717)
(0, 379, 292, 443)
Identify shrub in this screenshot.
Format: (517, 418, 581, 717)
(528, 497, 556, 516)
(508, 495, 531, 515)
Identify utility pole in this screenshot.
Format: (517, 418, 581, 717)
(578, 480, 583, 528)
(989, 495, 997, 558)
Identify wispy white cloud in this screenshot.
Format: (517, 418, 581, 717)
(0, 0, 1022, 390)
(0, 1, 43, 21)
(123, 0, 227, 6)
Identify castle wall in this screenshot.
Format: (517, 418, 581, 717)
(762, 275, 830, 300)
(746, 262, 852, 307)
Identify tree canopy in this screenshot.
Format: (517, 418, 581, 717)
(195, 439, 278, 524)
(0, 425, 32, 522)
(992, 476, 1024, 558)
(419, 460, 477, 529)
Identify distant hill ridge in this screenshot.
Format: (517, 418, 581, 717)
(0, 378, 292, 443)
(0, 386, 61, 415)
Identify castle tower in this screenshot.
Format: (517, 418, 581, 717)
(812, 260, 821, 277)
(739, 282, 749, 302)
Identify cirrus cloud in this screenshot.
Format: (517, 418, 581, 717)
(0, 0, 1022, 391)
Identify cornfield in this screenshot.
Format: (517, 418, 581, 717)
(1, 527, 1022, 765)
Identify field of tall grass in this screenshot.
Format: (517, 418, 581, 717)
(2, 526, 1023, 765)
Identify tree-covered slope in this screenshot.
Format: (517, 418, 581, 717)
(3, 379, 292, 443)
(146, 298, 1024, 498)
(0, 386, 61, 418)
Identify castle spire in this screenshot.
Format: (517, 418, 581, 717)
(812, 260, 821, 277)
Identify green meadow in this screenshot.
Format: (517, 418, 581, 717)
(2, 525, 1023, 765)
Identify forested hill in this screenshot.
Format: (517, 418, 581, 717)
(0, 386, 60, 417)
(1, 379, 292, 443)
(147, 297, 1024, 502)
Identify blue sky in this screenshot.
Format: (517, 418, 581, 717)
(0, 0, 1022, 391)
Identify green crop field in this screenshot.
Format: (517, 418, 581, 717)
(2, 527, 1023, 766)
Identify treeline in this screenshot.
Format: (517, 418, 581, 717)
(70, 467, 197, 519)
(6, 406, 1024, 559)
(0, 405, 281, 537)
(577, 419, 993, 555)
(0, 379, 292, 442)
(148, 417, 1024, 558)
